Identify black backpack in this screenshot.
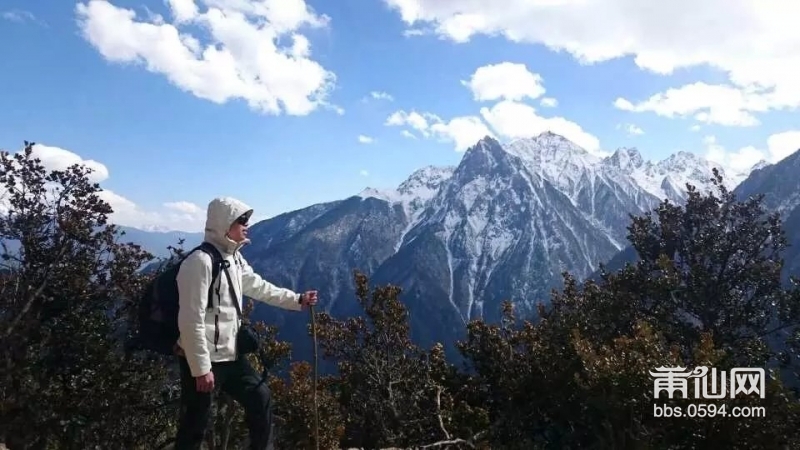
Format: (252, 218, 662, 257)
(135, 241, 225, 356)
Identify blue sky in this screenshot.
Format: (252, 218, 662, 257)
(1, 0, 798, 231)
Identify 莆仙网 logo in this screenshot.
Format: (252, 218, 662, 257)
(649, 366, 765, 400)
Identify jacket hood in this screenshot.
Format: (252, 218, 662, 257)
(204, 196, 254, 254)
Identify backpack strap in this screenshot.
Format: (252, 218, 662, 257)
(194, 242, 225, 311)
(222, 262, 243, 319)
(191, 243, 244, 320)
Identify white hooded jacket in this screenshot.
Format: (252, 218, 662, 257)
(176, 197, 303, 377)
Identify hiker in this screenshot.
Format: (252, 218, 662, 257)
(173, 196, 318, 450)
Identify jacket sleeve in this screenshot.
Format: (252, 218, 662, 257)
(239, 255, 303, 311)
(176, 252, 213, 377)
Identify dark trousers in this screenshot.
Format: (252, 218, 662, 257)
(175, 355, 274, 450)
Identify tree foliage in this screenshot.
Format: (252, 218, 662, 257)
(3, 142, 799, 450)
(0, 143, 176, 448)
(453, 168, 800, 449)
(310, 272, 487, 449)
(277, 168, 800, 449)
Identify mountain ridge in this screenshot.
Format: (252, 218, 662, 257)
(591, 145, 800, 282)
(359, 132, 754, 211)
(107, 132, 793, 365)
(230, 132, 773, 361)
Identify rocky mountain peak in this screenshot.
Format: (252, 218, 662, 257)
(606, 147, 645, 171)
(457, 136, 501, 161)
(504, 132, 596, 164)
(397, 165, 456, 196)
(751, 160, 770, 172)
(357, 164, 455, 224)
(657, 150, 703, 171)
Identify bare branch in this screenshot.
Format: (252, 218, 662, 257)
(417, 438, 475, 449)
(434, 386, 450, 441)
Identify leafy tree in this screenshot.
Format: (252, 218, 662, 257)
(457, 170, 800, 449)
(269, 360, 344, 450)
(619, 169, 800, 367)
(0, 142, 177, 448)
(311, 271, 487, 449)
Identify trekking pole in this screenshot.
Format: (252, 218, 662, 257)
(310, 304, 320, 450)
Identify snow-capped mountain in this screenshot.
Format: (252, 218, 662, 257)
(357, 165, 456, 252)
(735, 150, 800, 217)
(733, 149, 800, 282)
(371, 136, 622, 348)
(608, 149, 734, 202)
(750, 160, 771, 172)
(239, 132, 768, 362)
(598, 144, 799, 282)
(360, 165, 456, 215)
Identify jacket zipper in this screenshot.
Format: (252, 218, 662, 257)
(212, 254, 238, 354)
(214, 314, 219, 352)
(214, 273, 220, 352)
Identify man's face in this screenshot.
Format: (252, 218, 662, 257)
(227, 214, 249, 242)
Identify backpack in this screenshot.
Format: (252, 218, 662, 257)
(135, 241, 225, 356)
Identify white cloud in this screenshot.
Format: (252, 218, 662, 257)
(617, 123, 644, 136)
(430, 116, 494, 152)
(385, 110, 493, 152)
(358, 135, 374, 144)
(164, 200, 204, 215)
(704, 131, 800, 175)
(765, 131, 800, 163)
(0, 144, 105, 215)
(2, 142, 205, 232)
(462, 62, 545, 102)
(387, 102, 600, 154)
(166, 0, 198, 23)
(703, 135, 762, 175)
(76, 0, 337, 116)
(29, 144, 110, 183)
(402, 28, 426, 37)
(2, 9, 37, 23)
(540, 97, 558, 108)
(140, 6, 166, 24)
(615, 82, 772, 127)
(479, 100, 603, 155)
(99, 191, 206, 232)
(401, 130, 416, 139)
(385, 61, 598, 154)
(359, 169, 369, 177)
(385, 0, 800, 127)
(385, 110, 437, 133)
(369, 91, 394, 101)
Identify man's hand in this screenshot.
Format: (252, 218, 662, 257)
(300, 290, 318, 308)
(195, 371, 215, 393)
